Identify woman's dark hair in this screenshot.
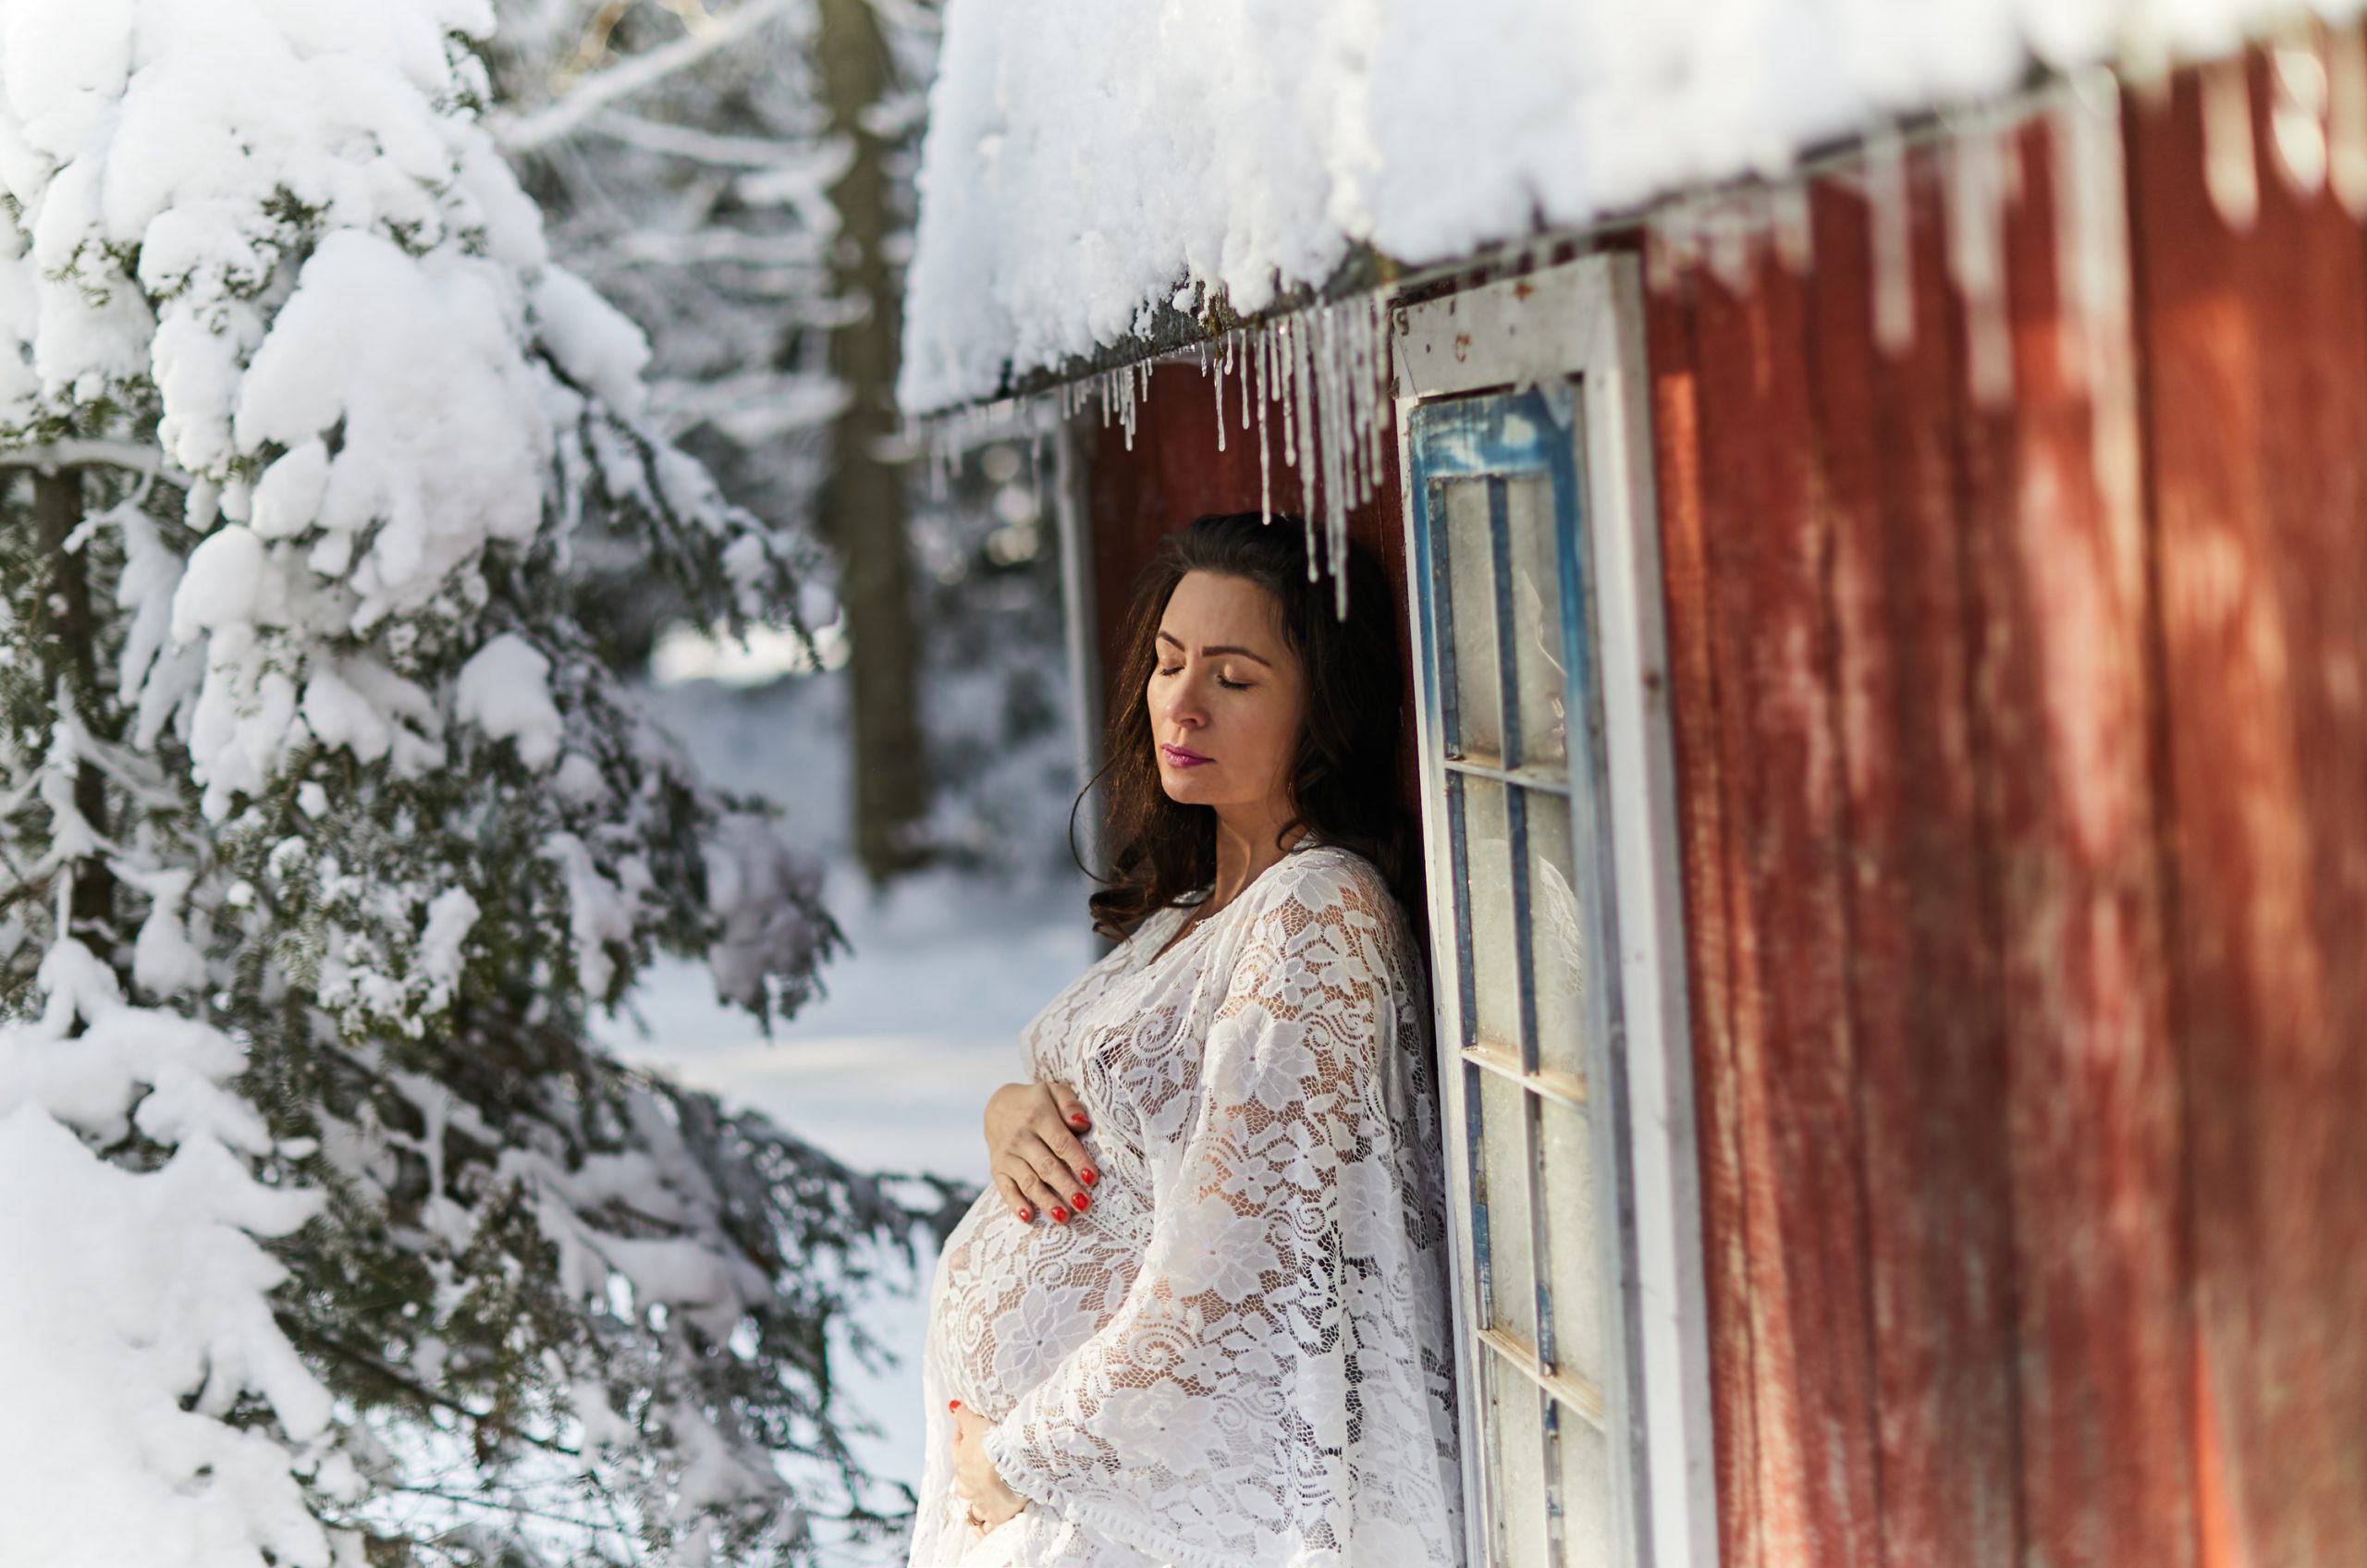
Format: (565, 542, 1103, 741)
(1076, 511, 1413, 939)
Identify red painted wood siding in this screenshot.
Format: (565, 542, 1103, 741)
(1650, 54, 2367, 1568)
(2128, 54, 2367, 1568)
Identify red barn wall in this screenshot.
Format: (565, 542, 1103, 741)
(1646, 54, 2367, 1568)
(1061, 45, 2365, 1566)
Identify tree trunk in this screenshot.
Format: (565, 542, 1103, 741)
(31, 468, 117, 959)
(816, 0, 928, 883)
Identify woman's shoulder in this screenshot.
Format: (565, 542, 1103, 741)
(1225, 843, 1429, 1023)
(1243, 841, 1406, 938)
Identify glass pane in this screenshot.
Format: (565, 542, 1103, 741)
(1490, 1358, 1551, 1568)
(1462, 778, 1522, 1058)
(1525, 786, 1589, 1086)
(1478, 1069, 1537, 1352)
(1505, 473, 1572, 771)
(1441, 477, 1503, 763)
(1554, 1396, 1616, 1568)
(1538, 1095, 1605, 1385)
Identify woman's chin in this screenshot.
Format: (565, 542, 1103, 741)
(1156, 767, 1220, 804)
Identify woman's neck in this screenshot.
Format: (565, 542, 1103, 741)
(1208, 806, 1304, 910)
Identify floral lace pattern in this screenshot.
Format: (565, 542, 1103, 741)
(908, 846, 1463, 1567)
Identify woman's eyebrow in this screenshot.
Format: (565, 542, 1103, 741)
(1156, 630, 1274, 668)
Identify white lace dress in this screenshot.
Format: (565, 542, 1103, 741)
(906, 844, 1464, 1568)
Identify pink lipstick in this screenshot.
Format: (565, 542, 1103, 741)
(1159, 742, 1212, 768)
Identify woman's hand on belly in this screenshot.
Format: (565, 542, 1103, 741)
(948, 1401, 1026, 1531)
(984, 1080, 1098, 1225)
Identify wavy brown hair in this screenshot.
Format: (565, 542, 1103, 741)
(1077, 512, 1413, 939)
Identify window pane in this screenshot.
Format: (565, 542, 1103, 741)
(1478, 1069, 1538, 1352)
(1538, 1095, 1605, 1385)
(1505, 472, 1572, 771)
(1554, 1396, 1616, 1568)
(1441, 477, 1504, 763)
(1490, 1360, 1551, 1568)
(1525, 786, 1589, 1087)
(1461, 778, 1522, 1059)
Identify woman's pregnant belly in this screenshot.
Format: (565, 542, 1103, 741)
(926, 1164, 1152, 1419)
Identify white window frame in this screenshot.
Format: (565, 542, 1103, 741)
(1392, 252, 1720, 1568)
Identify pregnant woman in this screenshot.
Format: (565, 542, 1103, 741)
(905, 513, 1464, 1568)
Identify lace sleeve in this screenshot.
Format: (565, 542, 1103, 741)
(981, 858, 1464, 1568)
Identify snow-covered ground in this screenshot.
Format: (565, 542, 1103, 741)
(597, 669, 1098, 1563)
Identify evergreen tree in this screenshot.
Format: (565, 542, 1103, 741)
(0, 3, 941, 1562)
(487, 0, 941, 885)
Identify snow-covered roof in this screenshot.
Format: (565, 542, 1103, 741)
(899, 0, 2340, 414)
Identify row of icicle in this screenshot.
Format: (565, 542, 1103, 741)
(918, 26, 2367, 592)
(917, 293, 1396, 619)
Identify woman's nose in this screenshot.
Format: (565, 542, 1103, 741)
(1159, 674, 1208, 728)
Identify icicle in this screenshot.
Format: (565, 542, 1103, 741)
(1865, 125, 1914, 355)
(2054, 71, 2133, 399)
(1315, 306, 1345, 582)
(1354, 300, 1372, 504)
(1291, 317, 1318, 575)
(1306, 308, 1325, 499)
(2202, 54, 2260, 230)
(1277, 319, 1296, 466)
(1945, 123, 2019, 410)
(1368, 295, 1392, 486)
(1138, 357, 1151, 404)
(1322, 309, 1351, 614)
(1256, 325, 1273, 525)
(1120, 363, 1138, 452)
(1354, 302, 1372, 507)
(1213, 334, 1228, 453)
(2051, 69, 2145, 628)
(2331, 24, 2367, 218)
(1704, 191, 1759, 294)
(1363, 298, 1382, 507)
(1029, 417, 1046, 521)
(2269, 41, 2330, 198)
(1771, 183, 1814, 274)
(1644, 215, 1684, 294)
(1240, 327, 1255, 431)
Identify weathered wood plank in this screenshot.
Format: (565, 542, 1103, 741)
(1808, 165, 2022, 1567)
(1681, 232, 1884, 1568)
(1642, 248, 1762, 1568)
(2128, 55, 2367, 1568)
(1955, 116, 2195, 1568)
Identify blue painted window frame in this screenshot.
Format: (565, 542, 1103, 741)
(1407, 383, 1643, 1568)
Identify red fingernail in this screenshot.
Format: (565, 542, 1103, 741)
(1050, 1206, 1069, 1223)
(1069, 1114, 1089, 1129)
(1080, 1167, 1098, 1185)
(1017, 1207, 1033, 1223)
(1071, 1192, 1088, 1210)
(948, 1400, 961, 1411)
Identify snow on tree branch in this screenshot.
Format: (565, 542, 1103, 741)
(0, 3, 917, 1564)
(492, 0, 808, 154)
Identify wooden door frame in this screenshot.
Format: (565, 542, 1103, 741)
(1393, 252, 1720, 1568)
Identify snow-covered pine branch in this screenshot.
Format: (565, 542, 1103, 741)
(492, 0, 807, 154)
(0, 3, 931, 1564)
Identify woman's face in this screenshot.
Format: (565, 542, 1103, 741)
(1147, 570, 1307, 823)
